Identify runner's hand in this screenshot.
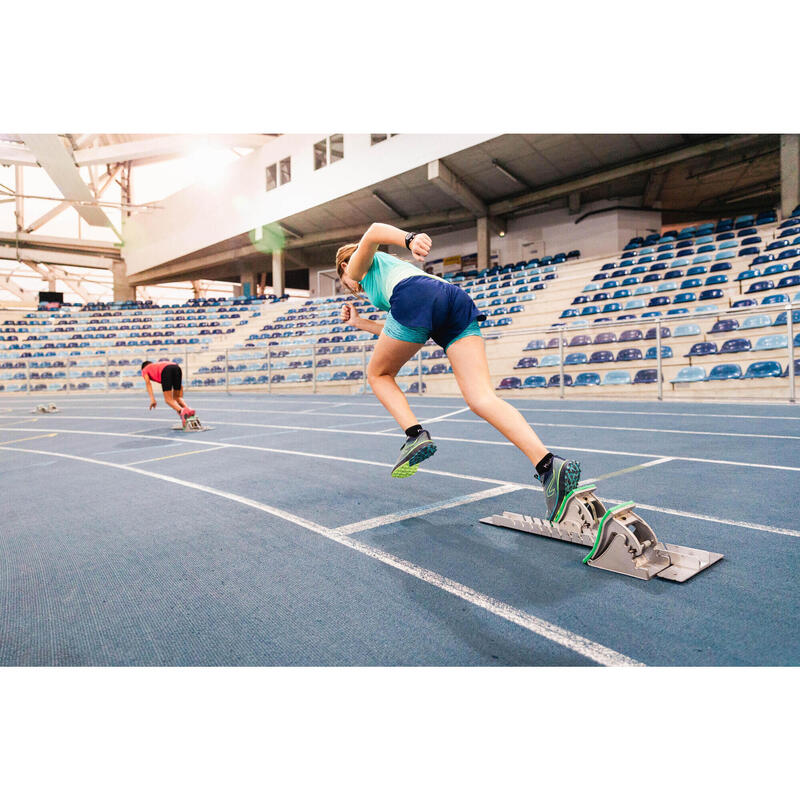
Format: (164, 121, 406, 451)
(410, 233, 432, 262)
(341, 303, 360, 324)
(149, 400, 157, 410)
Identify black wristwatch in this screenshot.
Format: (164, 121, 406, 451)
(404, 232, 418, 250)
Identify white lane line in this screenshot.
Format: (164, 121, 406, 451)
(585, 457, 674, 483)
(0, 444, 641, 667)
(377, 405, 471, 434)
(41, 415, 800, 474)
(3, 425, 798, 538)
(333, 484, 523, 536)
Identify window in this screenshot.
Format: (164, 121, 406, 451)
(370, 134, 387, 145)
(330, 134, 344, 163)
(314, 135, 344, 170)
(314, 139, 327, 170)
(279, 156, 291, 185)
(265, 163, 277, 191)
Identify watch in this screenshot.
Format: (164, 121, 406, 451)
(404, 232, 418, 250)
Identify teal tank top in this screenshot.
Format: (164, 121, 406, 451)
(358, 251, 448, 311)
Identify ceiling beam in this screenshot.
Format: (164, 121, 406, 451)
(642, 168, 668, 207)
(0, 142, 37, 167)
(0, 245, 114, 270)
(428, 159, 488, 217)
(72, 134, 275, 166)
(0, 275, 36, 303)
(21, 135, 116, 230)
(489, 134, 763, 217)
(20, 259, 95, 303)
(0, 230, 121, 259)
(24, 164, 123, 234)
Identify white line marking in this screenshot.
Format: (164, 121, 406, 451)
(16, 416, 800, 472)
(586, 457, 674, 483)
(3, 425, 798, 538)
(125, 445, 227, 466)
(0, 443, 641, 667)
(333, 484, 523, 536)
(377, 405, 471, 433)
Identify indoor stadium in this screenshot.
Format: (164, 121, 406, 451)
(3, 4, 796, 797)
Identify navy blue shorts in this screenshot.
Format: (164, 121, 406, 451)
(387, 276, 485, 350)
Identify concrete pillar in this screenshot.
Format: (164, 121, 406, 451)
(781, 134, 800, 219)
(273, 249, 285, 296)
(111, 262, 136, 302)
(240, 268, 258, 297)
(477, 217, 490, 271)
(233, 284, 243, 298)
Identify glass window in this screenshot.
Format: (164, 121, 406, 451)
(330, 134, 344, 163)
(279, 156, 291, 185)
(370, 134, 387, 145)
(314, 139, 327, 170)
(265, 163, 277, 191)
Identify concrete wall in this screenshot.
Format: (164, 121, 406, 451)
(122, 133, 496, 275)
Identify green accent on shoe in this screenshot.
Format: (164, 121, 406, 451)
(583, 501, 635, 564)
(552, 483, 597, 524)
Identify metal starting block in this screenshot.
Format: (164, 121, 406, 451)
(32, 403, 60, 414)
(171, 415, 212, 432)
(480, 484, 723, 583)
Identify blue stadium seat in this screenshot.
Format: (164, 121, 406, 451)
(705, 274, 728, 285)
(645, 345, 673, 359)
(616, 348, 643, 361)
(574, 372, 601, 386)
(589, 350, 614, 363)
(741, 314, 773, 329)
(686, 341, 718, 357)
(593, 331, 616, 344)
(673, 323, 701, 337)
(633, 369, 659, 384)
(547, 374, 573, 387)
(564, 352, 588, 365)
(671, 366, 706, 383)
(673, 292, 696, 304)
(523, 375, 547, 388)
(753, 334, 789, 351)
(707, 364, 742, 381)
(743, 361, 783, 379)
(602, 370, 631, 385)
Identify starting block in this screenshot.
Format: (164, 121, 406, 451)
(32, 403, 60, 414)
(480, 484, 723, 582)
(172, 414, 212, 432)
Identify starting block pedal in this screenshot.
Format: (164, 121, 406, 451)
(171, 415, 212, 432)
(32, 403, 60, 414)
(480, 484, 722, 583)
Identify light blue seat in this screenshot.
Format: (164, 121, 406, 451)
(583, 283, 599, 292)
(693, 305, 719, 314)
(761, 294, 790, 306)
(695, 235, 713, 245)
(624, 299, 646, 310)
(657, 281, 678, 292)
(718, 240, 738, 250)
(602, 370, 631, 385)
(672, 323, 701, 337)
(753, 334, 788, 351)
(671, 258, 690, 268)
(741, 314, 773, 329)
(539, 354, 561, 367)
(671, 366, 707, 383)
(634, 285, 654, 296)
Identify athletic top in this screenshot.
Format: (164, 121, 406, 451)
(358, 252, 448, 312)
(142, 362, 175, 383)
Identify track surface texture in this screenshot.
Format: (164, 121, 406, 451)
(1, 392, 798, 666)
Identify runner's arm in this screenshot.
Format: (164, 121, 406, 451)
(345, 223, 432, 281)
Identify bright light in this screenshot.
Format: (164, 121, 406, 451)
(184, 145, 236, 186)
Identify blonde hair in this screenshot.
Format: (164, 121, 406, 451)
(335, 243, 365, 300)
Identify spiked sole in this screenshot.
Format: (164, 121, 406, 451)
(391, 442, 437, 478)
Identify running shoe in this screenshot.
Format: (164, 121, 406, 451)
(180, 406, 196, 424)
(391, 429, 437, 478)
(537, 455, 582, 521)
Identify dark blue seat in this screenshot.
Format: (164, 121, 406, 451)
(782, 359, 800, 378)
(686, 341, 718, 357)
(602, 303, 622, 313)
(498, 376, 522, 390)
(705, 274, 728, 285)
(568, 334, 592, 347)
(616, 348, 643, 361)
(648, 296, 670, 307)
(633, 368, 659, 384)
(686, 266, 708, 276)
(710, 262, 732, 272)
(593, 331, 616, 344)
(588, 350, 614, 363)
(772, 309, 800, 326)
(547, 373, 573, 387)
(680, 278, 702, 289)
(698, 289, 723, 301)
(720, 337, 751, 353)
(644, 326, 671, 339)
(746, 280, 774, 294)
(710, 319, 739, 333)
(673, 292, 696, 304)
(664, 270, 683, 280)
(514, 357, 538, 369)
(592, 292, 609, 302)
(619, 328, 643, 342)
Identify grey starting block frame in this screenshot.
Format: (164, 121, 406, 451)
(480, 484, 723, 583)
(172, 415, 212, 432)
(32, 404, 60, 414)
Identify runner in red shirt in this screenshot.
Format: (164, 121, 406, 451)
(141, 360, 196, 425)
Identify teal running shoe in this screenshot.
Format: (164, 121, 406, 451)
(391, 429, 437, 478)
(537, 455, 582, 521)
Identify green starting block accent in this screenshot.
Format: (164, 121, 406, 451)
(480, 487, 722, 583)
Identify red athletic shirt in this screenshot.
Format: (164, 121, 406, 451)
(142, 362, 174, 383)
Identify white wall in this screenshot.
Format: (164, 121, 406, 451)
(122, 133, 496, 274)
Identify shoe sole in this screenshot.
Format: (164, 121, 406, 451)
(548, 460, 582, 521)
(391, 442, 437, 478)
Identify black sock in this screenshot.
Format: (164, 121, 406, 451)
(535, 452, 554, 476)
(405, 424, 424, 439)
